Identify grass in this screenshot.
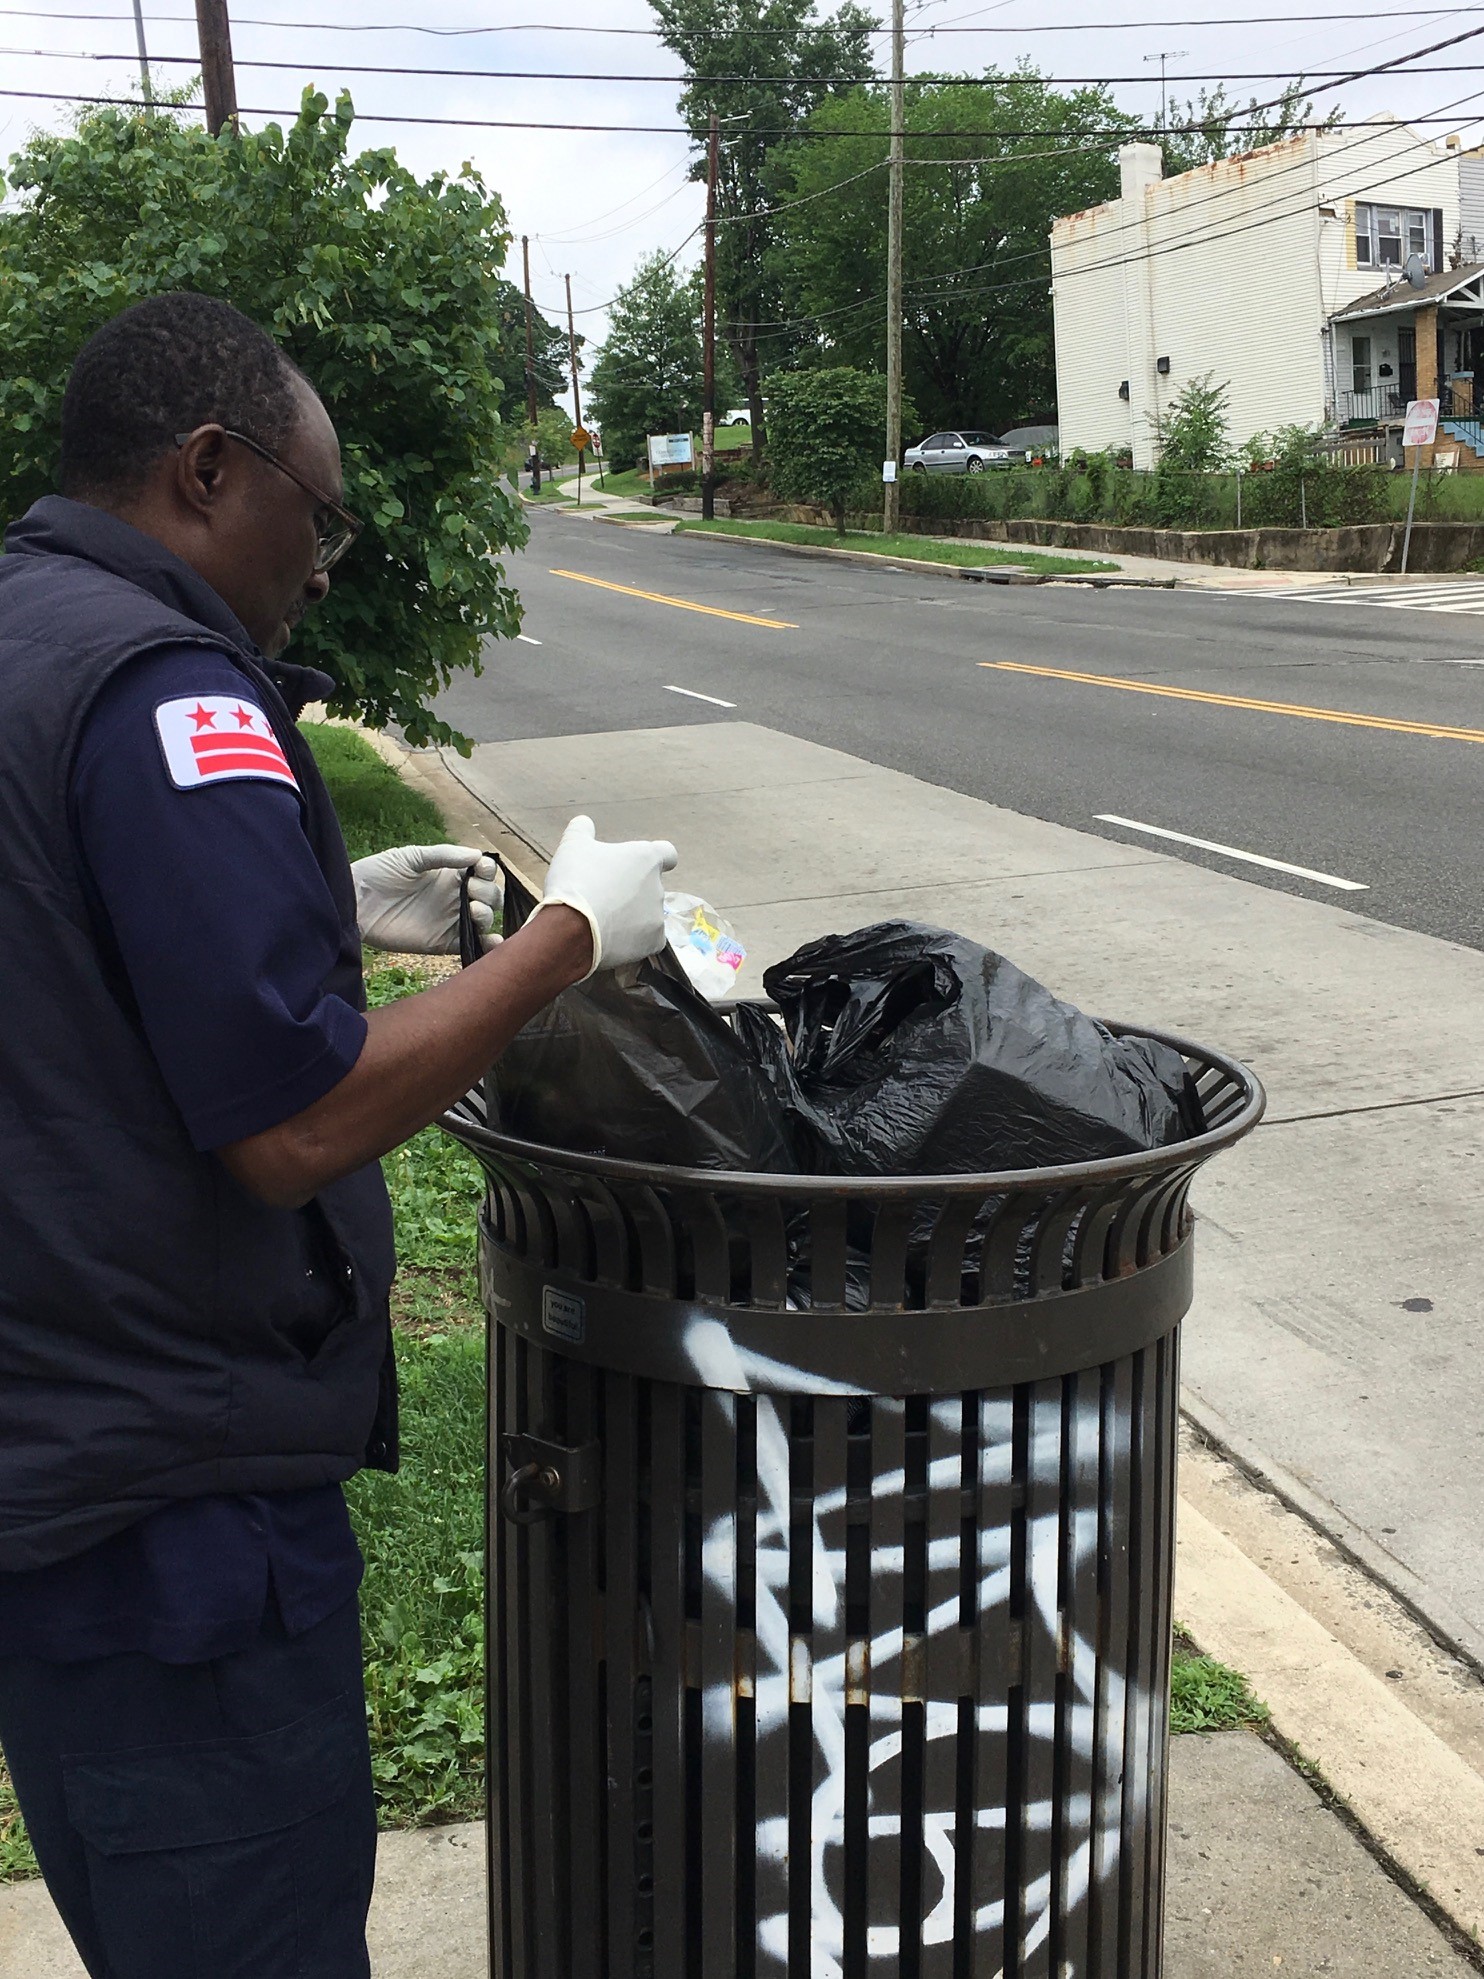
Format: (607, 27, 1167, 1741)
(299, 722, 446, 863)
(1171, 1637, 1269, 1734)
(675, 516, 1121, 576)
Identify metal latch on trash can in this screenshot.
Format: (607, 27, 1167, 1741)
(499, 1432, 602, 1524)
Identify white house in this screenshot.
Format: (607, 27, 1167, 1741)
(1050, 121, 1467, 466)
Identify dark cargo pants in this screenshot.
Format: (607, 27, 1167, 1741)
(0, 1595, 375, 1979)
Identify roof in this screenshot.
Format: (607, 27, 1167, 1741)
(1335, 261, 1484, 321)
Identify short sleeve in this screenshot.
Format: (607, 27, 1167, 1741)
(71, 646, 367, 1150)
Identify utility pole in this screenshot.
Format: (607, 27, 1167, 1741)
(194, 0, 238, 136)
(131, 0, 154, 107)
(522, 236, 541, 496)
(883, 0, 905, 535)
(702, 112, 720, 523)
(565, 272, 584, 509)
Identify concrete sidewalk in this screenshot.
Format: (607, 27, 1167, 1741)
(4, 1728, 1471, 1976)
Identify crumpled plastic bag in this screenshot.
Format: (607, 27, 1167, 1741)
(486, 868, 793, 1173)
(664, 891, 746, 1002)
(737, 922, 1203, 1308)
(757, 921, 1203, 1176)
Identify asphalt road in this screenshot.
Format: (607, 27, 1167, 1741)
(437, 514, 1484, 949)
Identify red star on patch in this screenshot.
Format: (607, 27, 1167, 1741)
(231, 704, 258, 730)
(189, 703, 217, 731)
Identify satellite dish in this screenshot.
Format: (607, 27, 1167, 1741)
(1406, 251, 1429, 289)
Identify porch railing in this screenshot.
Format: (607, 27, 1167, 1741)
(1340, 385, 1406, 424)
(1339, 382, 1474, 425)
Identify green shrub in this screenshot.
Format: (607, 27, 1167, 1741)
(0, 90, 525, 747)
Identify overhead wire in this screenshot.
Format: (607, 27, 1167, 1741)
(18, 48, 1484, 88)
(2, 4, 1482, 32)
(742, 95, 1484, 347)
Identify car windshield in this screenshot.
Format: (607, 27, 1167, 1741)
(958, 431, 1001, 445)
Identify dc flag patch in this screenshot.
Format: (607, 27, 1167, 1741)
(153, 695, 300, 793)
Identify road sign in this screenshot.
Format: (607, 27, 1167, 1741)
(881, 458, 898, 483)
(571, 425, 591, 452)
(1403, 398, 1440, 448)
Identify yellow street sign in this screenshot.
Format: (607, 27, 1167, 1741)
(571, 426, 591, 452)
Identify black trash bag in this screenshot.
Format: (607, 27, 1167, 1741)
(748, 924, 1204, 1310)
(481, 866, 796, 1175)
(759, 922, 1204, 1176)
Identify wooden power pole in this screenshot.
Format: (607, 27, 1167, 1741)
(522, 236, 541, 496)
(702, 112, 720, 522)
(194, 0, 238, 135)
(883, 0, 905, 534)
(131, 0, 154, 107)
(565, 273, 584, 507)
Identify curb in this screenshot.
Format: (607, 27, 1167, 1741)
(659, 523, 1158, 587)
(1182, 1387, 1484, 1680)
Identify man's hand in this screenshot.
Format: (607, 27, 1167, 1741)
(530, 815, 679, 976)
(352, 844, 502, 955)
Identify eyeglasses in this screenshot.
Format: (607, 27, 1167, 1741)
(174, 427, 364, 573)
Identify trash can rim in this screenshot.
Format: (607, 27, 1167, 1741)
(444, 1020, 1264, 1197)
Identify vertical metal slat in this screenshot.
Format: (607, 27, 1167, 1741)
(866, 1399, 907, 1967)
(810, 1402, 851, 1976)
(918, 1397, 966, 1977)
(648, 1382, 689, 1979)
(700, 1391, 741, 1979)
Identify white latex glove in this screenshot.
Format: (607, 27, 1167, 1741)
(352, 844, 503, 955)
(530, 815, 679, 977)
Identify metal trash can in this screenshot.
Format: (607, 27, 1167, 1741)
(443, 1022, 1263, 1979)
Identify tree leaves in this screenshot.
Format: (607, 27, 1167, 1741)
(0, 89, 526, 747)
(588, 249, 706, 469)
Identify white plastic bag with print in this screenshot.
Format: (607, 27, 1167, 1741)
(664, 892, 746, 1002)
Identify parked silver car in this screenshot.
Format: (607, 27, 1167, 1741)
(903, 429, 1013, 474)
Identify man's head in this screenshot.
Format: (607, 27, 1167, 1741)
(59, 293, 351, 659)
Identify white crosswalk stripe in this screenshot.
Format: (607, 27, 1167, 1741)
(1257, 579, 1484, 614)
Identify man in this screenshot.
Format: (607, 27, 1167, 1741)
(0, 291, 676, 1977)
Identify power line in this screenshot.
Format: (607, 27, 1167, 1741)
(20, 48, 1484, 86)
(746, 101, 1484, 345)
(10, 89, 1484, 139)
(2, 4, 1482, 32)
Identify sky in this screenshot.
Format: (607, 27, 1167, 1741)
(4, 0, 1483, 410)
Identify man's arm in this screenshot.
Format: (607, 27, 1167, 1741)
(217, 906, 592, 1209)
(221, 811, 680, 1206)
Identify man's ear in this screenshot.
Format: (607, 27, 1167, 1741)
(172, 425, 231, 521)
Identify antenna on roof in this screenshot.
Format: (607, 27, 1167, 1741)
(1406, 251, 1429, 289)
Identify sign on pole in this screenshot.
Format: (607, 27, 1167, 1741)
(1400, 398, 1440, 574)
(571, 425, 591, 453)
(1402, 398, 1440, 449)
(881, 458, 898, 484)
(647, 433, 694, 469)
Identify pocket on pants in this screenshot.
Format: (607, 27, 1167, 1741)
(62, 1690, 372, 1979)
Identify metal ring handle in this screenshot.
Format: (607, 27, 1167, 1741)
(500, 1460, 554, 1526)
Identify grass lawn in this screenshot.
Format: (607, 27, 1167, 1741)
(675, 516, 1120, 576)
(300, 722, 446, 863)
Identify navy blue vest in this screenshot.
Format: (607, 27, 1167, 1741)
(0, 498, 397, 1571)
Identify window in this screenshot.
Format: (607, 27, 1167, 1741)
(1351, 334, 1372, 394)
(1355, 202, 1437, 272)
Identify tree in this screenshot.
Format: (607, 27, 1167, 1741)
(0, 90, 525, 748)
(488, 275, 569, 430)
(1161, 80, 1338, 175)
(649, 0, 877, 453)
(1152, 373, 1233, 526)
(770, 73, 1134, 436)
(588, 251, 705, 469)
(767, 365, 909, 531)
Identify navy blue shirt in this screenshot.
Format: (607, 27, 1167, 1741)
(0, 645, 372, 1664)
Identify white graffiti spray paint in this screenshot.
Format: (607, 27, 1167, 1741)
(682, 1315, 1156, 1977)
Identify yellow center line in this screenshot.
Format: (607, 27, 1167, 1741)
(980, 659, 1484, 746)
(549, 567, 798, 630)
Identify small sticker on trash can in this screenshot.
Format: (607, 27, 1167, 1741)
(542, 1286, 586, 1344)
